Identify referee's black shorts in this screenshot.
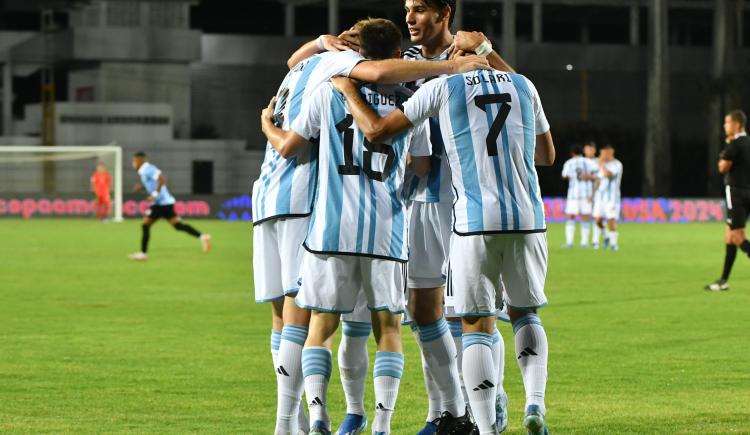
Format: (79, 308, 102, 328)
(147, 204, 177, 220)
(725, 186, 750, 230)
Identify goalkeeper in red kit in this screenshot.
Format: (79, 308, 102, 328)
(90, 162, 112, 221)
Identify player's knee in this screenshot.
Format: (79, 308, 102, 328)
(141, 223, 151, 230)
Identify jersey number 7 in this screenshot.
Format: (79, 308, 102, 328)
(474, 93, 512, 156)
(336, 115, 395, 182)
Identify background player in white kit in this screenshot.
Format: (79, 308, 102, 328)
(561, 145, 598, 248)
(252, 19, 491, 435)
(333, 63, 555, 435)
(591, 145, 623, 251)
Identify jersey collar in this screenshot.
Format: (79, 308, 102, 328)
(735, 131, 747, 139)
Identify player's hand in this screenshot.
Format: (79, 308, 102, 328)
(261, 97, 277, 124)
(453, 31, 488, 53)
(337, 28, 360, 51)
(449, 48, 466, 61)
(330, 76, 359, 94)
(451, 55, 491, 74)
(320, 34, 353, 52)
(147, 193, 157, 202)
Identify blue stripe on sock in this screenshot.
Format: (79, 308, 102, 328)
(270, 330, 281, 351)
(342, 321, 372, 337)
(301, 347, 332, 379)
(281, 325, 308, 346)
(492, 328, 501, 345)
(462, 332, 494, 351)
(417, 317, 449, 342)
(511, 313, 542, 334)
(448, 320, 463, 338)
(373, 351, 404, 379)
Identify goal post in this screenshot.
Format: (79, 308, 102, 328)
(0, 144, 124, 221)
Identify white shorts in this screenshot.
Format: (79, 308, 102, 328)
(407, 201, 452, 289)
(593, 200, 621, 220)
(565, 198, 593, 216)
(296, 252, 406, 315)
(447, 232, 548, 315)
(253, 217, 309, 303)
(444, 275, 510, 322)
(341, 289, 372, 324)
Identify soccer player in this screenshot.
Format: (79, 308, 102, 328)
(561, 145, 598, 248)
(90, 162, 111, 222)
(332, 61, 555, 435)
(254, 19, 489, 435)
(705, 110, 750, 291)
(261, 18, 432, 435)
(591, 145, 623, 251)
(399, 2, 516, 432)
(128, 152, 211, 261)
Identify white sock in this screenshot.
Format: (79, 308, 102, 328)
(513, 314, 548, 415)
(339, 321, 371, 416)
(302, 347, 332, 429)
(462, 333, 496, 434)
(604, 228, 611, 242)
(610, 230, 619, 247)
(271, 329, 281, 367)
(491, 328, 505, 397)
(417, 317, 466, 418)
(592, 224, 601, 245)
(372, 351, 404, 434)
(275, 325, 307, 434)
(412, 326, 442, 422)
(565, 219, 575, 245)
(448, 320, 470, 415)
(580, 221, 591, 246)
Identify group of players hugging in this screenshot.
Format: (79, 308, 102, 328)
(253, 1, 555, 434)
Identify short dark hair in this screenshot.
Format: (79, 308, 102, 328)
(601, 144, 614, 151)
(583, 141, 596, 149)
(569, 145, 582, 155)
(433, 0, 456, 26)
(134, 151, 146, 158)
(728, 110, 747, 128)
(359, 18, 403, 61)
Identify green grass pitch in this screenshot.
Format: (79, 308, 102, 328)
(1, 219, 749, 434)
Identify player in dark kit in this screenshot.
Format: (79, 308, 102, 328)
(128, 152, 211, 261)
(706, 110, 750, 291)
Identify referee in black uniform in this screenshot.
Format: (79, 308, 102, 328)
(706, 110, 750, 291)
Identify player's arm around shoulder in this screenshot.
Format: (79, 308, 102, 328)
(287, 31, 359, 69)
(349, 54, 490, 85)
(330, 77, 413, 143)
(452, 30, 515, 73)
(260, 97, 308, 158)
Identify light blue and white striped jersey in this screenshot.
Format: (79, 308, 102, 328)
(402, 45, 453, 204)
(137, 162, 175, 206)
(562, 156, 599, 200)
(594, 159, 623, 202)
(402, 69, 550, 235)
(291, 83, 431, 262)
(251, 50, 364, 225)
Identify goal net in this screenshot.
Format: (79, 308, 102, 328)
(0, 145, 123, 221)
